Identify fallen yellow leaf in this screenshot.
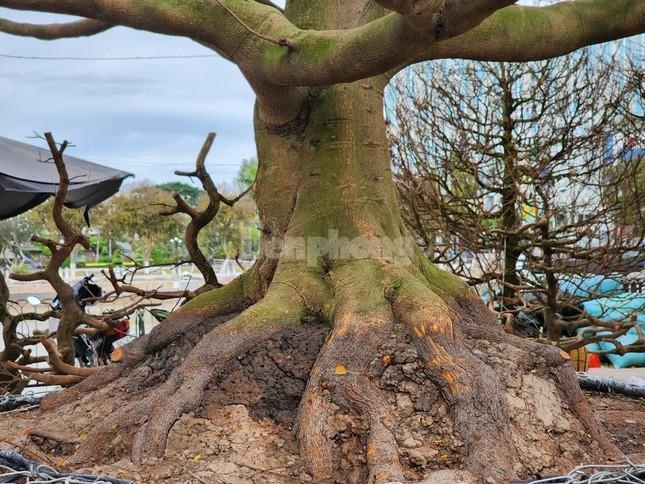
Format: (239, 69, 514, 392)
(193, 454, 202, 461)
(335, 363, 347, 376)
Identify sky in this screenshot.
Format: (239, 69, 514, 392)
(0, 9, 258, 186)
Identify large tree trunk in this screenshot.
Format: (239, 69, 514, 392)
(0, 3, 626, 482)
(3, 76, 621, 483)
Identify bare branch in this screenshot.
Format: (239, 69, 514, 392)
(221, 185, 253, 207)
(41, 338, 101, 377)
(160, 132, 251, 288)
(0, 17, 112, 39)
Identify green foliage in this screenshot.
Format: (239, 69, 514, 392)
(158, 181, 204, 206)
(94, 182, 186, 263)
(482, 218, 501, 229)
(236, 158, 258, 190)
(2, 165, 262, 269)
(0, 215, 38, 268)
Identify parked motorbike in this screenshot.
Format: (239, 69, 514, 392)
(47, 274, 110, 367)
(28, 274, 170, 367)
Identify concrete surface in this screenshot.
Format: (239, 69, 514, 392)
(586, 367, 645, 383)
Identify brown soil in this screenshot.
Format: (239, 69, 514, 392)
(0, 321, 642, 483)
(586, 391, 645, 460)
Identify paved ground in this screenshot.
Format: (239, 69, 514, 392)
(587, 367, 645, 382)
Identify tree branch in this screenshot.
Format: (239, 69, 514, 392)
(421, 0, 645, 64)
(0, 1, 642, 88)
(162, 132, 250, 288)
(375, 0, 516, 37)
(0, 0, 508, 86)
(0, 17, 112, 39)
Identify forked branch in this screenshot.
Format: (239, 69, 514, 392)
(161, 132, 252, 289)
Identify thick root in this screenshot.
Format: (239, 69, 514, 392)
(453, 294, 623, 460)
(18, 258, 624, 482)
(130, 314, 286, 464)
(298, 326, 405, 483)
(298, 261, 404, 483)
(125, 271, 259, 365)
(297, 365, 334, 478)
(70, 270, 316, 466)
(42, 275, 256, 411)
(389, 274, 519, 481)
(344, 374, 403, 483)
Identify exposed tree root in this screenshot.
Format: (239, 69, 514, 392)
(124, 269, 261, 365)
(130, 312, 292, 463)
(298, 260, 405, 482)
(69, 270, 319, 465)
(20, 259, 623, 483)
(452, 293, 623, 460)
(41, 273, 259, 411)
(389, 274, 519, 481)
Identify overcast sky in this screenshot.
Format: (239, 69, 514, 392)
(0, 9, 258, 186)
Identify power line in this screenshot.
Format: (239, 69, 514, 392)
(0, 53, 219, 61)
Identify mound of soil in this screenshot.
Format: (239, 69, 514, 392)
(0, 321, 642, 483)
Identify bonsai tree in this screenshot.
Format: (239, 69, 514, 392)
(1, 1, 644, 481)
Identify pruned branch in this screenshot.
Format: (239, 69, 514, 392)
(0, 17, 112, 39)
(160, 132, 252, 289)
(6, 132, 96, 367)
(100, 266, 196, 301)
(40, 338, 101, 377)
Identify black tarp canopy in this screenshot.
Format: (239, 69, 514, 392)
(0, 136, 132, 220)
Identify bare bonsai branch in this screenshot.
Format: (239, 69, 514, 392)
(160, 132, 251, 290)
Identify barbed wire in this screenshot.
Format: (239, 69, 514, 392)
(0, 451, 130, 483)
(514, 460, 645, 483)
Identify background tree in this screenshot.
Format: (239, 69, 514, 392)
(97, 182, 185, 268)
(199, 185, 259, 261)
(158, 181, 204, 206)
(0, 215, 38, 272)
(235, 157, 258, 191)
(200, 157, 260, 263)
(389, 47, 644, 350)
(1, 1, 644, 481)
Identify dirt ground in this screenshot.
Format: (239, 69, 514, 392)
(0, 392, 645, 484)
(0, 321, 643, 484)
(585, 391, 645, 460)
